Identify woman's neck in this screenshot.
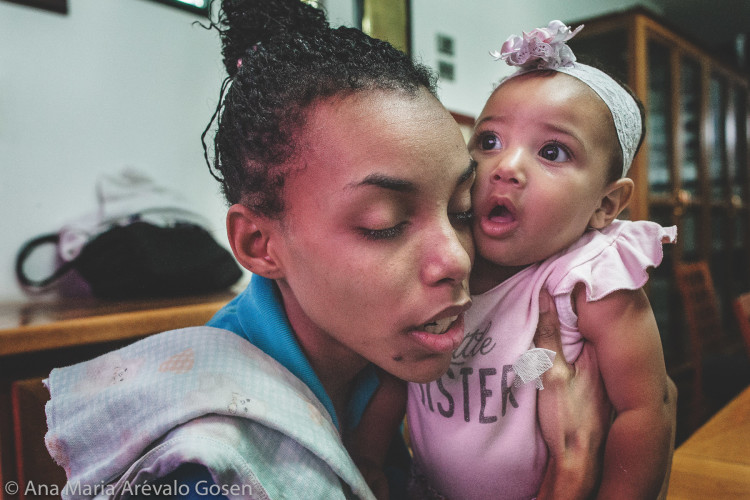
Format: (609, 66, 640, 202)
(302, 335, 368, 417)
(276, 280, 369, 424)
(470, 255, 531, 295)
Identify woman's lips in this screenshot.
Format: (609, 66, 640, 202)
(408, 314, 466, 354)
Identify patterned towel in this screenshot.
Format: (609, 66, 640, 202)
(45, 326, 374, 499)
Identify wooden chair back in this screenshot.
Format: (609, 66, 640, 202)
(674, 261, 724, 352)
(732, 292, 750, 360)
(11, 377, 67, 499)
(673, 260, 725, 429)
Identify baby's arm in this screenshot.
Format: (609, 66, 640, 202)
(535, 289, 612, 500)
(344, 370, 407, 500)
(575, 284, 674, 499)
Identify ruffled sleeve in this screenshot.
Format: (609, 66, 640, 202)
(546, 220, 677, 302)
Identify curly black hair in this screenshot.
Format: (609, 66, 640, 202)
(203, 0, 438, 217)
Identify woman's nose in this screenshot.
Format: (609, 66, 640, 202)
(491, 149, 526, 186)
(421, 223, 472, 287)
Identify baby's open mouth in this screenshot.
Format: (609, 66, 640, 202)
(489, 204, 514, 222)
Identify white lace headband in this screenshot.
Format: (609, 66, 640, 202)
(491, 20, 642, 177)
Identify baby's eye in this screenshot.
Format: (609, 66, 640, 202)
(476, 132, 502, 151)
(539, 142, 571, 162)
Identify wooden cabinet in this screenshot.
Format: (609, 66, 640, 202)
(567, 7, 750, 437)
(0, 292, 234, 499)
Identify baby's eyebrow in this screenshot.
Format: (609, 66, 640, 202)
(474, 115, 504, 127)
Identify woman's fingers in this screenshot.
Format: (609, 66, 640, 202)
(534, 289, 565, 355)
(534, 288, 611, 499)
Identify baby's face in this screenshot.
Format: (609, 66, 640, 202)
(469, 72, 619, 269)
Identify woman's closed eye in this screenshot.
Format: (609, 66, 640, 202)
(450, 208, 474, 226)
(358, 209, 472, 240)
(359, 221, 409, 241)
(539, 141, 572, 162)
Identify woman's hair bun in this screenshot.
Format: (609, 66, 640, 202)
(218, 0, 329, 76)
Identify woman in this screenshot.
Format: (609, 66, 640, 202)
(44, 1, 654, 498)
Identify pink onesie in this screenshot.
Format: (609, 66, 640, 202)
(407, 219, 676, 500)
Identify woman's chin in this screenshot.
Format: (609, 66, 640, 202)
(388, 354, 453, 384)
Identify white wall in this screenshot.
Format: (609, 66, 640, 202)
(0, 0, 660, 302)
(411, 0, 661, 117)
(1, 0, 228, 301)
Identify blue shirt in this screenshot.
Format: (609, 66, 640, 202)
(208, 274, 379, 431)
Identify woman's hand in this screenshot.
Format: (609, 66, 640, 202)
(534, 289, 611, 500)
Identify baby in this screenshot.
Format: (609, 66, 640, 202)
(405, 21, 676, 499)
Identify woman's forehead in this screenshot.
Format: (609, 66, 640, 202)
(300, 90, 470, 186)
(308, 89, 447, 137)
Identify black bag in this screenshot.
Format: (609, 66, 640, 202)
(16, 221, 242, 299)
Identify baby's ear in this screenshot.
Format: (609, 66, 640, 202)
(226, 204, 285, 279)
(589, 178, 634, 230)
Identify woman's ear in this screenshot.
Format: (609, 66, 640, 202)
(589, 178, 634, 229)
(226, 204, 284, 279)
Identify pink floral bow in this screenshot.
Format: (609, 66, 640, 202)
(491, 20, 583, 70)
